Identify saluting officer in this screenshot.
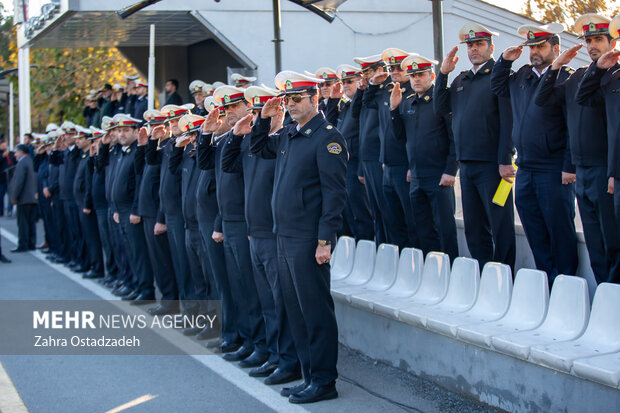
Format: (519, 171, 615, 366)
(220, 85, 301, 384)
(535, 14, 620, 284)
(391, 55, 459, 260)
(45, 128, 70, 264)
(364, 48, 418, 249)
(313, 67, 341, 124)
(250, 71, 347, 404)
(576, 16, 620, 283)
(132, 81, 149, 121)
(335, 64, 374, 240)
(231, 73, 257, 89)
(491, 23, 578, 282)
(135, 110, 179, 315)
(189, 80, 209, 116)
(434, 22, 516, 269)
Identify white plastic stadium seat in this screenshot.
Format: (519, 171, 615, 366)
(399, 257, 479, 327)
(349, 248, 423, 312)
(572, 352, 620, 388)
(331, 240, 375, 289)
(331, 244, 398, 303)
(374, 252, 449, 319)
(456, 269, 549, 347)
(330, 236, 356, 281)
(530, 283, 620, 372)
(425, 262, 512, 337)
(491, 275, 590, 360)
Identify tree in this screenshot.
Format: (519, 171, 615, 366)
(524, 0, 620, 26)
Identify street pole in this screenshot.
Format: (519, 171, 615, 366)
(148, 24, 155, 110)
(431, 0, 444, 73)
(18, 47, 31, 141)
(272, 0, 282, 75)
(9, 81, 14, 149)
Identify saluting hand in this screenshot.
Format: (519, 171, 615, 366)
(441, 46, 459, 75)
(502, 46, 523, 62)
(596, 49, 620, 69)
(371, 71, 389, 85)
(102, 131, 112, 145)
(551, 44, 582, 70)
(175, 135, 191, 148)
(233, 113, 253, 136)
(261, 97, 282, 119)
(203, 109, 222, 134)
(390, 83, 402, 110)
(331, 82, 344, 99)
(137, 126, 149, 146)
(151, 125, 166, 141)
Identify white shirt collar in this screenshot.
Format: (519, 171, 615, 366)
(533, 65, 550, 78)
(68, 145, 75, 151)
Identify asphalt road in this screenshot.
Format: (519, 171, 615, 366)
(0, 215, 500, 413)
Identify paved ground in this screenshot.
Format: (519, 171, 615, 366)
(0, 215, 501, 413)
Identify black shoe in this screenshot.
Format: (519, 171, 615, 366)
(129, 293, 155, 305)
(113, 285, 132, 297)
(82, 270, 104, 279)
(223, 345, 253, 362)
(53, 256, 69, 264)
(289, 382, 337, 404)
(239, 350, 270, 368)
(147, 303, 179, 316)
(72, 265, 89, 273)
(121, 290, 140, 301)
(66, 261, 78, 268)
(10, 248, 28, 253)
(196, 325, 218, 341)
(182, 326, 203, 336)
(221, 340, 241, 353)
(41, 248, 51, 254)
(265, 367, 302, 385)
(0, 254, 11, 263)
(280, 381, 309, 397)
(249, 361, 278, 378)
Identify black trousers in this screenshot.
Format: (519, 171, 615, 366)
(118, 211, 154, 295)
(78, 209, 103, 273)
(63, 200, 86, 266)
(362, 160, 389, 245)
(383, 164, 418, 249)
(460, 161, 516, 270)
(40, 197, 61, 256)
(185, 226, 208, 301)
(143, 216, 178, 300)
(51, 199, 69, 259)
(16, 203, 37, 250)
(576, 166, 620, 284)
(342, 160, 374, 241)
(277, 235, 337, 386)
(95, 207, 119, 276)
(165, 214, 196, 307)
(108, 209, 132, 283)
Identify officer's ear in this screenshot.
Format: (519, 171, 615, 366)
(611, 39, 617, 49)
(311, 94, 319, 106)
(489, 42, 495, 55)
(430, 71, 436, 82)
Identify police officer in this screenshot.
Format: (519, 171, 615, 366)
(189, 80, 210, 116)
(73, 126, 104, 278)
(313, 68, 341, 124)
(335, 64, 374, 240)
(576, 15, 620, 283)
(220, 85, 301, 384)
(135, 110, 179, 315)
(434, 22, 516, 270)
(391, 55, 459, 260)
(132, 81, 148, 120)
(491, 23, 578, 282)
(34, 135, 60, 258)
(534, 14, 620, 284)
(251, 71, 347, 404)
(45, 128, 70, 264)
(364, 48, 418, 249)
(231, 73, 257, 89)
(201, 85, 266, 363)
(108, 114, 155, 304)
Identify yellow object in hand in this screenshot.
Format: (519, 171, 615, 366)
(492, 163, 518, 207)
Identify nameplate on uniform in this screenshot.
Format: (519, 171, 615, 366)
(326, 142, 342, 155)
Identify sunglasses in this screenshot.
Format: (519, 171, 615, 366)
(284, 94, 313, 104)
(321, 81, 336, 87)
(343, 79, 357, 84)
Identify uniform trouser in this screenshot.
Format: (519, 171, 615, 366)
(199, 218, 237, 344)
(95, 207, 118, 275)
(222, 220, 266, 351)
(16, 203, 37, 250)
(143, 216, 177, 300)
(51, 199, 69, 259)
(185, 226, 208, 301)
(78, 209, 103, 273)
(362, 161, 389, 245)
(615, 178, 620, 230)
(250, 236, 298, 368)
(460, 161, 516, 270)
(40, 197, 61, 255)
(108, 209, 131, 283)
(343, 160, 374, 241)
(383, 164, 418, 249)
(576, 166, 620, 284)
(277, 235, 338, 386)
(118, 211, 154, 295)
(63, 201, 86, 266)
(515, 169, 578, 283)
(165, 214, 196, 307)
(0, 183, 6, 215)
(410, 176, 459, 261)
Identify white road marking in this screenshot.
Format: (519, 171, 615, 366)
(0, 227, 308, 413)
(104, 394, 158, 413)
(0, 359, 29, 413)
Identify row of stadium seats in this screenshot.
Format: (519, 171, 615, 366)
(330, 236, 620, 388)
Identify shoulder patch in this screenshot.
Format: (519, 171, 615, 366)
(326, 142, 342, 155)
(406, 93, 415, 100)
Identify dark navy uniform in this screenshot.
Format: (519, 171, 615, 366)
(74, 149, 104, 275)
(250, 111, 347, 388)
(576, 62, 620, 283)
(135, 142, 178, 301)
(434, 58, 516, 269)
(491, 56, 578, 281)
(363, 79, 418, 249)
(34, 153, 60, 257)
(392, 85, 459, 260)
(221, 125, 299, 372)
(132, 96, 147, 120)
(336, 91, 374, 241)
(47, 151, 69, 261)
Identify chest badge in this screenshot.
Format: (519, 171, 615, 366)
(424, 95, 430, 102)
(327, 142, 342, 154)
